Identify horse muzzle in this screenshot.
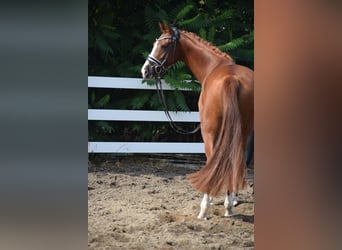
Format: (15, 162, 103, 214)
(141, 61, 165, 79)
(141, 61, 154, 79)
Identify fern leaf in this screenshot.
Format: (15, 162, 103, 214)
(176, 4, 194, 20)
(95, 32, 113, 55)
(178, 13, 202, 28)
(169, 2, 186, 22)
(96, 121, 115, 133)
(166, 92, 178, 111)
(174, 91, 190, 112)
(199, 28, 206, 39)
(156, 9, 169, 23)
(219, 31, 254, 52)
(90, 91, 96, 105)
(131, 91, 151, 109)
(142, 79, 156, 86)
(208, 26, 216, 42)
(144, 6, 160, 32)
(215, 9, 235, 21)
(100, 25, 120, 40)
(95, 94, 110, 107)
(219, 37, 244, 51)
(149, 93, 164, 110)
(169, 61, 186, 71)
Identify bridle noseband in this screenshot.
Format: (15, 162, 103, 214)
(147, 27, 180, 76)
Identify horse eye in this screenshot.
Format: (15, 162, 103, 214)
(161, 44, 168, 49)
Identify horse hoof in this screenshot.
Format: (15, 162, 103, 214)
(224, 212, 235, 217)
(197, 214, 208, 220)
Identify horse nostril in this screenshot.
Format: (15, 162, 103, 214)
(142, 68, 148, 77)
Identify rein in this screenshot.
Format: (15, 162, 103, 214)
(155, 74, 201, 135)
(148, 27, 200, 135)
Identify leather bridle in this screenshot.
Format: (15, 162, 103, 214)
(147, 27, 180, 77)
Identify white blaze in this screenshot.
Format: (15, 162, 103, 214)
(141, 40, 160, 78)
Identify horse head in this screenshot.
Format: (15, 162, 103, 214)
(141, 21, 180, 79)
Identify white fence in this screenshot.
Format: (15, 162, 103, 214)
(88, 76, 204, 153)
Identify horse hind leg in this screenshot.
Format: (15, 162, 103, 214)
(198, 193, 210, 220)
(200, 193, 237, 219)
(207, 196, 214, 205)
(224, 192, 237, 217)
(232, 193, 239, 207)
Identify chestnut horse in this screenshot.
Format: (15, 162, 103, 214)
(141, 22, 254, 219)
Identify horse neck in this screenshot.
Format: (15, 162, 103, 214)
(178, 32, 234, 83)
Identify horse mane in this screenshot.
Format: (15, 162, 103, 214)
(180, 30, 234, 63)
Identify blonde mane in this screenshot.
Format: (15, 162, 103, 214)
(180, 30, 234, 63)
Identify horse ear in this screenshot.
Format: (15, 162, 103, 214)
(158, 22, 164, 32)
(163, 21, 171, 33)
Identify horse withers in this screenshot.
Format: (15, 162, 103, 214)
(141, 22, 254, 220)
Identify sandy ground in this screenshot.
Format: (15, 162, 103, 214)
(88, 155, 254, 250)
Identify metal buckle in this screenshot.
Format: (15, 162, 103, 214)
(154, 65, 163, 74)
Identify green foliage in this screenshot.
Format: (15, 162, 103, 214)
(175, 4, 194, 22)
(141, 0, 254, 94)
(89, 93, 110, 108)
(88, 91, 114, 140)
(88, 0, 253, 142)
(131, 91, 152, 110)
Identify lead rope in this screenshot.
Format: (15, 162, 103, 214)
(155, 75, 201, 135)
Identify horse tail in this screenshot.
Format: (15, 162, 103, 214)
(187, 76, 247, 197)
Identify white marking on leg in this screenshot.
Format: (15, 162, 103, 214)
(209, 196, 214, 206)
(224, 193, 235, 217)
(198, 193, 210, 220)
(233, 193, 239, 207)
